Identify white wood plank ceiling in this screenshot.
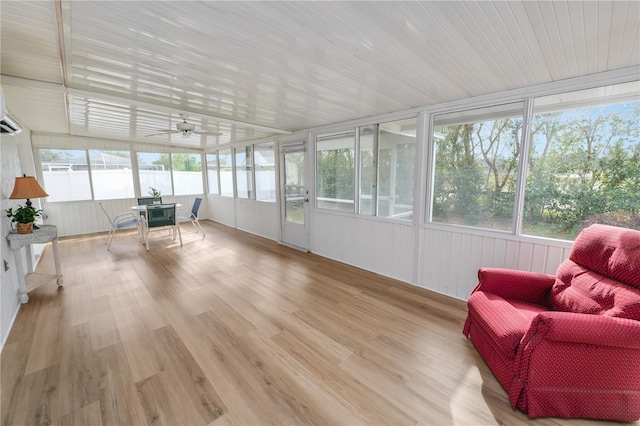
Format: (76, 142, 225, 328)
(1, 1, 639, 148)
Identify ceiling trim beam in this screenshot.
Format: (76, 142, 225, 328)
(68, 88, 292, 135)
(52, 0, 69, 88)
(0, 75, 292, 135)
(0, 75, 66, 92)
(52, 0, 70, 134)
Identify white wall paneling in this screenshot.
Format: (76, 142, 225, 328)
(311, 210, 415, 284)
(235, 198, 278, 240)
(205, 196, 278, 241)
(419, 226, 572, 301)
(207, 196, 236, 228)
(1, 131, 33, 348)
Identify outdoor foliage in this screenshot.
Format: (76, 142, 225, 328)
(316, 148, 355, 203)
(433, 117, 521, 230)
(433, 101, 640, 240)
(153, 153, 202, 171)
(524, 104, 640, 238)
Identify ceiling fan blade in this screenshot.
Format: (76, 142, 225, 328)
(145, 130, 180, 137)
(194, 130, 222, 136)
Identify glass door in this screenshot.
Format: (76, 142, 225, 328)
(280, 142, 309, 250)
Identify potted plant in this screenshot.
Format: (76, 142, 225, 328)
(149, 187, 162, 204)
(5, 205, 43, 234)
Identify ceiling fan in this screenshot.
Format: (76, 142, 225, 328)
(145, 113, 222, 138)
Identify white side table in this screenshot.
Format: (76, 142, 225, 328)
(6, 224, 63, 303)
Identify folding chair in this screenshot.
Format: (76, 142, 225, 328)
(143, 203, 182, 251)
(178, 197, 205, 238)
(99, 202, 140, 250)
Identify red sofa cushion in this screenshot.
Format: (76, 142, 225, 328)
(547, 224, 640, 320)
(468, 291, 547, 360)
(570, 224, 640, 289)
(548, 260, 640, 320)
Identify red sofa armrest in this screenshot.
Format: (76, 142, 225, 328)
(510, 311, 640, 419)
(471, 268, 556, 305)
(527, 311, 640, 349)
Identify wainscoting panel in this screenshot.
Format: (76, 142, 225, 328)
(311, 211, 415, 283)
(419, 227, 572, 300)
(207, 196, 236, 228)
(235, 199, 279, 240)
(44, 199, 122, 237)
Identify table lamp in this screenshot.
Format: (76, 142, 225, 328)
(9, 174, 49, 229)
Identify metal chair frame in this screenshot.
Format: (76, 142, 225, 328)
(178, 197, 205, 238)
(99, 202, 140, 250)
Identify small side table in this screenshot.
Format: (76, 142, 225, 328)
(6, 224, 63, 303)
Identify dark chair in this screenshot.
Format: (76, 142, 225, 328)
(137, 196, 160, 205)
(137, 197, 160, 218)
(178, 197, 205, 238)
(143, 203, 182, 251)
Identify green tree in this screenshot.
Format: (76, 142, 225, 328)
(599, 141, 640, 213)
(433, 116, 521, 227)
(152, 153, 201, 171)
(526, 103, 639, 236)
(316, 149, 355, 201)
(433, 123, 483, 223)
(152, 153, 171, 170)
(524, 113, 565, 223)
(476, 118, 521, 219)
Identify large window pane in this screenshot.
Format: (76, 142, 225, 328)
(235, 146, 253, 199)
(378, 118, 416, 220)
(255, 142, 276, 202)
(172, 153, 203, 195)
(432, 102, 524, 231)
(206, 152, 220, 195)
(219, 148, 234, 197)
(316, 131, 355, 212)
(523, 82, 640, 240)
(39, 149, 92, 202)
(138, 152, 173, 197)
(89, 150, 135, 200)
(359, 125, 376, 216)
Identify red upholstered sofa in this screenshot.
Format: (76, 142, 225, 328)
(463, 224, 640, 421)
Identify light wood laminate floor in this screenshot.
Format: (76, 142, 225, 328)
(2, 221, 636, 426)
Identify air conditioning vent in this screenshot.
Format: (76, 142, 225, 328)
(0, 114, 22, 134)
(0, 88, 23, 135)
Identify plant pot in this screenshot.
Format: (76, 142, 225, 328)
(153, 200, 161, 204)
(16, 222, 34, 234)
